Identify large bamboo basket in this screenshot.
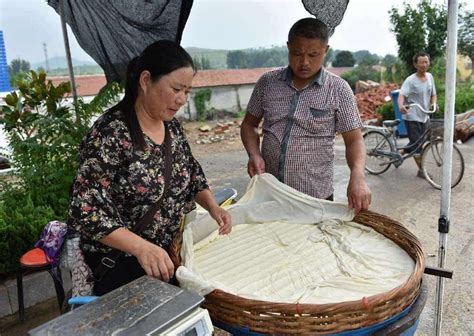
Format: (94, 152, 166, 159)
(170, 209, 425, 335)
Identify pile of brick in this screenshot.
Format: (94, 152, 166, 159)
(195, 121, 240, 144)
(356, 83, 399, 121)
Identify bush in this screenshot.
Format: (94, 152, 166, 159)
(0, 71, 121, 276)
(433, 85, 474, 118)
(0, 188, 55, 275)
(342, 65, 380, 91)
(377, 103, 395, 120)
(194, 89, 212, 121)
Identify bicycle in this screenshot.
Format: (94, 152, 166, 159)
(363, 103, 465, 189)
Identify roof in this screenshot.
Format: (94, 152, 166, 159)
(49, 66, 354, 97)
(326, 67, 354, 76)
(192, 68, 276, 88)
(50, 75, 106, 97)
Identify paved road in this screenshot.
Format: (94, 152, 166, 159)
(195, 137, 474, 336)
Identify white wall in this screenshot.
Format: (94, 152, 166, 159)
(178, 83, 256, 120)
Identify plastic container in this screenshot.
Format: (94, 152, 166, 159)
(390, 90, 408, 137)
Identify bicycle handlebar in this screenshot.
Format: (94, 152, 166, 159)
(404, 103, 438, 114)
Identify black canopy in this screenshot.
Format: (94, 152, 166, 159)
(48, 0, 193, 83)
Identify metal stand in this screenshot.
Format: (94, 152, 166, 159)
(434, 1, 458, 335)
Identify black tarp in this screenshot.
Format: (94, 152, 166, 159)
(302, 0, 349, 35)
(48, 0, 193, 83)
(48, 0, 348, 84)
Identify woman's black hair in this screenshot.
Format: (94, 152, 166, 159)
(110, 40, 194, 150)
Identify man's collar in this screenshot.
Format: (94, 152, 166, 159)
(280, 66, 325, 87)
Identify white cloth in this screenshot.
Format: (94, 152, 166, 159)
(176, 174, 414, 304)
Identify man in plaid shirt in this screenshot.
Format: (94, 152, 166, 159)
(241, 18, 371, 213)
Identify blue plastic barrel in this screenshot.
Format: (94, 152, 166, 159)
(390, 90, 408, 137)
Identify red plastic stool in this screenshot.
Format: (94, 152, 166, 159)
(16, 248, 65, 322)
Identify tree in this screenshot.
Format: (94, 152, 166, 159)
(341, 65, 380, 91)
(332, 50, 355, 67)
(8, 58, 30, 76)
(193, 57, 202, 70)
(381, 54, 398, 82)
(201, 56, 211, 70)
(458, 9, 474, 64)
(8, 58, 31, 87)
(324, 48, 334, 66)
(389, 0, 447, 72)
(227, 50, 248, 69)
(353, 50, 380, 66)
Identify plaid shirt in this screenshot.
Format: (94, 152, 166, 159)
(247, 67, 362, 199)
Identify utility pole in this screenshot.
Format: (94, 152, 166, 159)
(59, 0, 78, 107)
(43, 42, 50, 72)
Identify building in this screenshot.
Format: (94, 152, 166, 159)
(48, 67, 353, 120)
(0, 30, 12, 93)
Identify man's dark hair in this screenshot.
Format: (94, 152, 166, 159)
(413, 52, 431, 64)
(288, 18, 329, 44)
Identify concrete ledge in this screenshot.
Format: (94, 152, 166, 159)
(0, 268, 71, 319)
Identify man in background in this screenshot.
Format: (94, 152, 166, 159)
(398, 52, 437, 178)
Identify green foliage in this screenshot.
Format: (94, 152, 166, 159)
(0, 188, 55, 275)
(341, 65, 380, 90)
(381, 54, 399, 82)
(434, 85, 474, 118)
(226, 47, 288, 69)
(353, 50, 380, 66)
(389, 0, 448, 72)
(186, 47, 228, 69)
(194, 89, 212, 121)
(324, 48, 334, 66)
(332, 50, 355, 67)
(0, 71, 122, 275)
(8, 58, 30, 76)
(193, 56, 212, 70)
(45, 65, 104, 77)
(458, 9, 474, 67)
(8, 58, 31, 88)
(377, 103, 395, 121)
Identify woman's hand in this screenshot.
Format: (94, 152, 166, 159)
(132, 241, 175, 282)
(208, 206, 232, 235)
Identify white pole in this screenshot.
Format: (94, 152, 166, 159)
(434, 0, 458, 335)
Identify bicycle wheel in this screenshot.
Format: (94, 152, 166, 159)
(363, 131, 393, 175)
(421, 139, 465, 189)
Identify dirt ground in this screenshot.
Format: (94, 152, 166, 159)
(182, 117, 245, 156)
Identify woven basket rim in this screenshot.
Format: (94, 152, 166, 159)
(171, 209, 425, 334)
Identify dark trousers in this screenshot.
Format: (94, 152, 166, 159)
(405, 120, 429, 154)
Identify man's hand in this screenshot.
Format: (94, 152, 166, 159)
(208, 206, 232, 235)
(400, 104, 409, 114)
(133, 241, 175, 282)
(347, 172, 372, 214)
(247, 154, 266, 177)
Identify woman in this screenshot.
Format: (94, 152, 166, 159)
(68, 40, 231, 295)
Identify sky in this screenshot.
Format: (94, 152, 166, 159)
(0, 0, 470, 65)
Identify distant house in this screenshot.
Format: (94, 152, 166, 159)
(48, 66, 354, 120)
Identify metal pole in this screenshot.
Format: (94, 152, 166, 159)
(58, 0, 78, 106)
(434, 0, 458, 335)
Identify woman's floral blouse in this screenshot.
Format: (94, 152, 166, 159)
(68, 110, 208, 253)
